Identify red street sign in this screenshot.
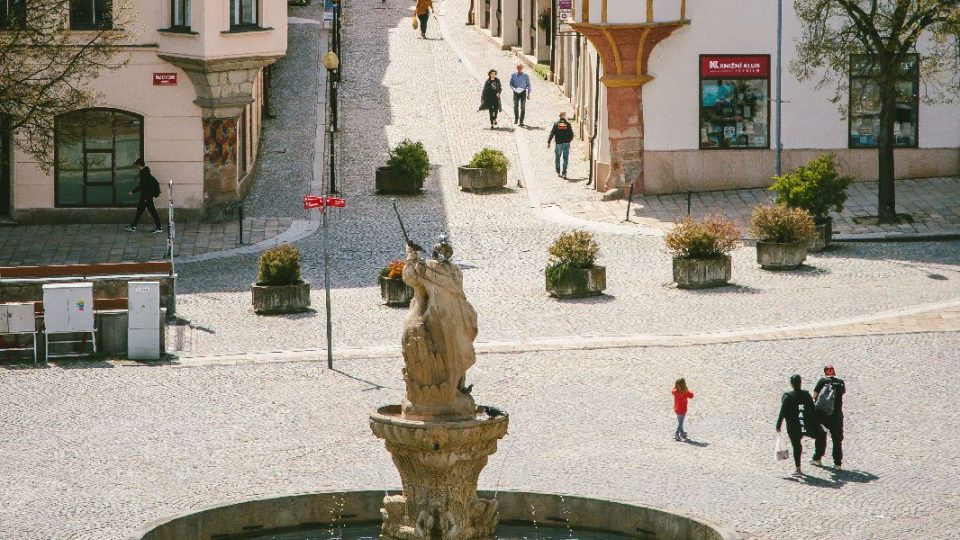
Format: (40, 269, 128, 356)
(304, 195, 324, 209)
(325, 197, 346, 208)
(153, 73, 178, 86)
(700, 55, 770, 78)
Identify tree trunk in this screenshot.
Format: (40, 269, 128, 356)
(876, 72, 897, 224)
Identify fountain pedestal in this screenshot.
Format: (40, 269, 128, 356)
(370, 405, 508, 540)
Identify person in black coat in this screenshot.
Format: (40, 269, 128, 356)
(125, 158, 162, 233)
(478, 69, 502, 129)
(776, 374, 825, 477)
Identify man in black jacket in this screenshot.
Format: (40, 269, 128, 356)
(125, 158, 162, 233)
(547, 111, 574, 178)
(811, 364, 847, 469)
(776, 374, 824, 477)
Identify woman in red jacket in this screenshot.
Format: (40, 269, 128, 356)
(672, 378, 694, 441)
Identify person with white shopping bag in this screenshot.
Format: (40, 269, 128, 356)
(775, 374, 825, 477)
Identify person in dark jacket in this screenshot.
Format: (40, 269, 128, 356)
(776, 374, 824, 477)
(547, 111, 574, 178)
(811, 364, 847, 469)
(479, 69, 502, 129)
(125, 158, 162, 233)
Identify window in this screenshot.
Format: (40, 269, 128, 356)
(699, 55, 770, 150)
(171, 0, 190, 29)
(55, 109, 143, 207)
(70, 0, 112, 29)
(0, 0, 27, 29)
(849, 54, 919, 148)
(230, 0, 258, 28)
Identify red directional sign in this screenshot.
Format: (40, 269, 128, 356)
(304, 195, 324, 209)
(326, 197, 346, 208)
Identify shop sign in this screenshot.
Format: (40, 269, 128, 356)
(558, 0, 572, 22)
(152, 73, 178, 86)
(700, 56, 769, 78)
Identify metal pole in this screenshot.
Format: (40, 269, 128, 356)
(167, 180, 177, 318)
(687, 189, 692, 216)
(329, 123, 337, 193)
(322, 206, 333, 369)
(238, 203, 244, 245)
(775, 0, 783, 176)
(331, 78, 338, 132)
(624, 183, 634, 222)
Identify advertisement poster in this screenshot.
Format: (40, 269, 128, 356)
(559, 0, 572, 22)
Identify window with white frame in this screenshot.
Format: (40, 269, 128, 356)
(171, 0, 190, 29)
(230, 0, 258, 28)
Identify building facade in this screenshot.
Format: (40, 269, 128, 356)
(1, 0, 287, 223)
(474, 0, 960, 195)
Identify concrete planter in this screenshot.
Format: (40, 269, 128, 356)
(458, 166, 507, 191)
(251, 282, 311, 314)
(379, 276, 413, 307)
(546, 265, 606, 298)
(375, 166, 422, 194)
(756, 240, 807, 270)
(673, 256, 731, 289)
(807, 216, 833, 253)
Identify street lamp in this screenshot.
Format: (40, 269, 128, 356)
(324, 51, 339, 194)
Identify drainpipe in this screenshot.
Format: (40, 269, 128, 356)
(587, 58, 600, 188)
(550, 0, 557, 79)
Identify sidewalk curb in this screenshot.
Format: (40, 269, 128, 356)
(176, 219, 320, 264)
(834, 231, 960, 242)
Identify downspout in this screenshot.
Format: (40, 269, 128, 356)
(550, 0, 557, 79)
(587, 58, 600, 188)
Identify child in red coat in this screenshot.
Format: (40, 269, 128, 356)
(672, 378, 694, 441)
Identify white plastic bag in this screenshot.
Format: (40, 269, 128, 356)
(775, 433, 790, 461)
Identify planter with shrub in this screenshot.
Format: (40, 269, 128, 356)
(379, 258, 414, 307)
(251, 244, 311, 314)
(664, 215, 741, 288)
(770, 153, 850, 252)
(376, 139, 430, 194)
(459, 148, 509, 191)
(545, 230, 605, 298)
(749, 204, 816, 270)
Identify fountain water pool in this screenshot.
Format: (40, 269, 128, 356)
(244, 522, 632, 540)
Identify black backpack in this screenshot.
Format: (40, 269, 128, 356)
(815, 380, 836, 415)
(150, 174, 162, 198)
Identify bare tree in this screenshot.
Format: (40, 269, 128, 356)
(792, 0, 960, 223)
(0, 0, 137, 171)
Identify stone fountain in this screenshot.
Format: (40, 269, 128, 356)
(369, 236, 509, 540)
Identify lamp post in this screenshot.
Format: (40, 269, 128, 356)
(775, 0, 783, 176)
(323, 51, 340, 195)
(332, 0, 342, 79)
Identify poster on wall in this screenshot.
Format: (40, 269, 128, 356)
(559, 0, 572, 22)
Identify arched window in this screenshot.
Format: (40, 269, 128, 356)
(55, 109, 143, 207)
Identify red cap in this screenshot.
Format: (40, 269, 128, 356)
(824, 364, 836, 376)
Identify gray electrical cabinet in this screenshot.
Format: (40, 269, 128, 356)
(128, 281, 161, 360)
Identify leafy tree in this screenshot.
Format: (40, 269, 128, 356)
(0, 0, 137, 171)
(791, 0, 960, 223)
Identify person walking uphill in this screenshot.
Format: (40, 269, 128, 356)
(672, 378, 694, 441)
(811, 364, 847, 469)
(414, 0, 433, 39)
(776, 374, 824, 477)
(547, 111, 574, 178)
(479, 70, 502, 129)
(509, 64, 531, 126)
(125, 158, 162, 233)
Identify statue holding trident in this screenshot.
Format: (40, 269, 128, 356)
(391, 200, 477, 421)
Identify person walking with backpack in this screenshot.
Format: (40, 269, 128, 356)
(811, 364, 846, 469)
(125, 158, 162, 233)
(671, 378, 694, 441)
(414, 0, 433, 39)
(509, 64, 531, 127)
(547, 111, 574, 178)
(776, 374, 824, 477)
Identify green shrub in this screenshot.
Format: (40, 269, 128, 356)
(386, 139, 430, 183)
(665, 215, 741, 259)
(548, 230, 599, 268)
(467, 148, 510, 174)
(749, 204, 816, 243)
(533, 63, 551, 80)
(257, 244, 302, 286)
(770, 153, 851, 221)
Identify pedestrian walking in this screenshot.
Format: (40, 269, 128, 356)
(811, 364, 847, 469)
(479, 69, 502, 129)
(547, 111, 573, 178)
(776, 374, 824, 477)
(414, 0, 433, 39)
(671, 378, 694, 441)
(509, 63, 532, 126)
(125, 158, 162, 233)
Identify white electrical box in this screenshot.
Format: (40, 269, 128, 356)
(127, 281, 160, 360)
(0, 303, 37, 333)
(42, 283, 95, 333)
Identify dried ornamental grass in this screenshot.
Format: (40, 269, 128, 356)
(547, 230, 599, 268)
(380, 259, 406, 280)
(749, 204, 817, 243)
(665, 215, 742, 259)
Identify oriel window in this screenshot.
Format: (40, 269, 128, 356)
(171, 0, 190, 30)
(0, 0, 27, 29)
(70, 0, 112, 29)
(230, 0, 258, 28)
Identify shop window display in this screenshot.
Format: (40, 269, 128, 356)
(699, 55, 770, 150)
(849, 54, 918, 149)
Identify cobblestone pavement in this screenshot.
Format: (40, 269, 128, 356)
(2, 333, 959, 539)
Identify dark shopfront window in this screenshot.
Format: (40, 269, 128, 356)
(55, 109, 143, 207)
(70, 0, 112, 29)
(0, 0, 27, 29)
(230, 0, 258, 28)
(699, 55, 770, 150)
(849, 54, 919, 149)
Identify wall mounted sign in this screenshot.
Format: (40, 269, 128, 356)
(700, 56, 770, 78)
(153, 73, 178, 86)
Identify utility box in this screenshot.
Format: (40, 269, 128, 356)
(0, 303, 36, 333)
(42, 283, 95, 333)
(128, 281, 161, 360)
